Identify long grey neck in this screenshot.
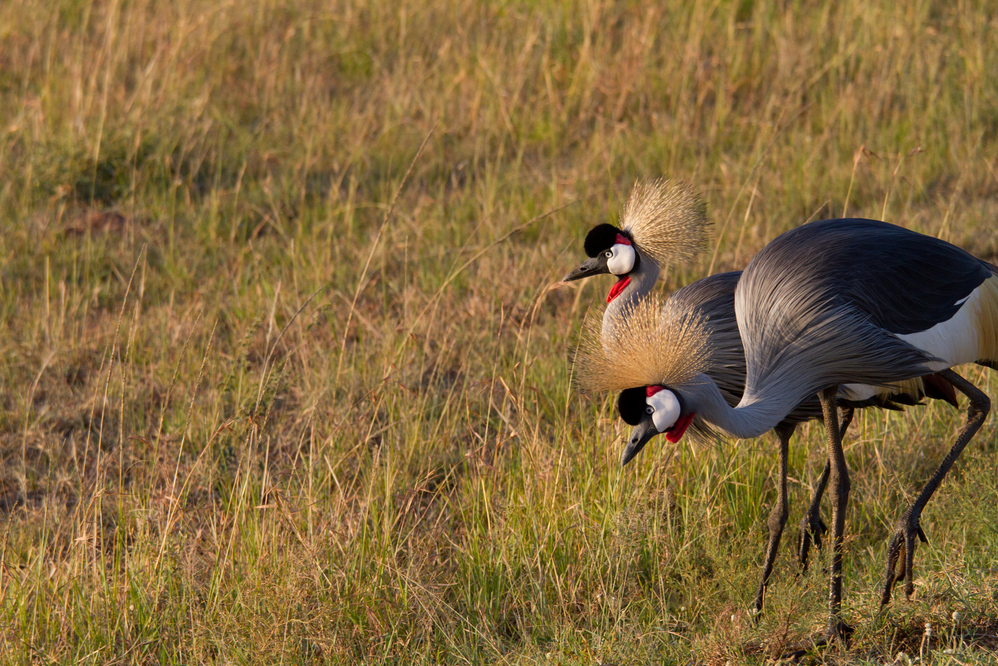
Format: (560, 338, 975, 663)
(682, 373, 808, 439)
(602, 252, 660, 337)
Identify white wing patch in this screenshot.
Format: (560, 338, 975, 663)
(897, 285, 984, 370)
(837, 383, 880, 402)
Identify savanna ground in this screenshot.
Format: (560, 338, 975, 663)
(2, 0, 998, 663)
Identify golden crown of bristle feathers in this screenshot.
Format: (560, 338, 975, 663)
(573, 294, 711, 394)
(621, 179, 709, 268)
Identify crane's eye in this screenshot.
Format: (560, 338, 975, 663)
(604, 250, 613, 259)
(645, 406, 654, 415)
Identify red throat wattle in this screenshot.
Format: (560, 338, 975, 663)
(665, 412, 695, 443)
(606, 276, 631, 303)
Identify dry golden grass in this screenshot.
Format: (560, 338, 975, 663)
(2, 0, 998, 663)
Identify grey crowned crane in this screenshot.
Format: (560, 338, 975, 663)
(576, 217, 997, 638)
(564, 182, 957, 614)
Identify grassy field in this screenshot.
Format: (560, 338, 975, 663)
(2, 0, 998, 663)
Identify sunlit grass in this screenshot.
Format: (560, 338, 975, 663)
(2, 0, 998, 663)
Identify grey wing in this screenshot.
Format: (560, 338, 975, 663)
(735, 218, 986, 403)
(818, 219, 990, 334)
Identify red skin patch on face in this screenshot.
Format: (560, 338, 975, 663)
(645, 385, 665, 397)
(665, 412, 695, 443)
(615, 233, 632, 246)
(606, 276, 631, 303)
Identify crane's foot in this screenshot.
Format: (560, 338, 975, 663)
(792, 619, 853, 652)
(822, 618, 855, 646)
(763, 620, 854, 661)
(880, 508, 928, 607)
(751, 587, 764, 619)
(796, 510, 827, 572)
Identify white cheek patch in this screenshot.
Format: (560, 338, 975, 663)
(647, 390, 681, 433)
(606, 243, 636, 275)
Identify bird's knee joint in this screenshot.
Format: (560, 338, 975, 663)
(975, 394, 991, 418)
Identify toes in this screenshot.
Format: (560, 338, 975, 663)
(797, 537, 811, 570)
(881, 516, 926, 606)
(904, 531, 918, 599)
(813, 525, 824, 549)
(880, 534, 906, 606)
(823, 620, 855, 645)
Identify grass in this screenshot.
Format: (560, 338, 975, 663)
(2, 0, 998, 663)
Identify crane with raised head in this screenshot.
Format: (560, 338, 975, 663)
(564, 182, 956, 614)
(575, 217, 997, 639)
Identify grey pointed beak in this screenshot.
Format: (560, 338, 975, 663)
(562, 256, 609, 282)
(621, 417, 659, 466)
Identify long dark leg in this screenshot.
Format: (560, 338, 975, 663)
(798, 463, 829, 572)
(880, 368, 990, 606)
(753, 422, 795, 614)
(819, 387, 852, 640)
(797, 407, 852, 571)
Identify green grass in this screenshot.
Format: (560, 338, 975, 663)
(2, 0, 998, 663)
